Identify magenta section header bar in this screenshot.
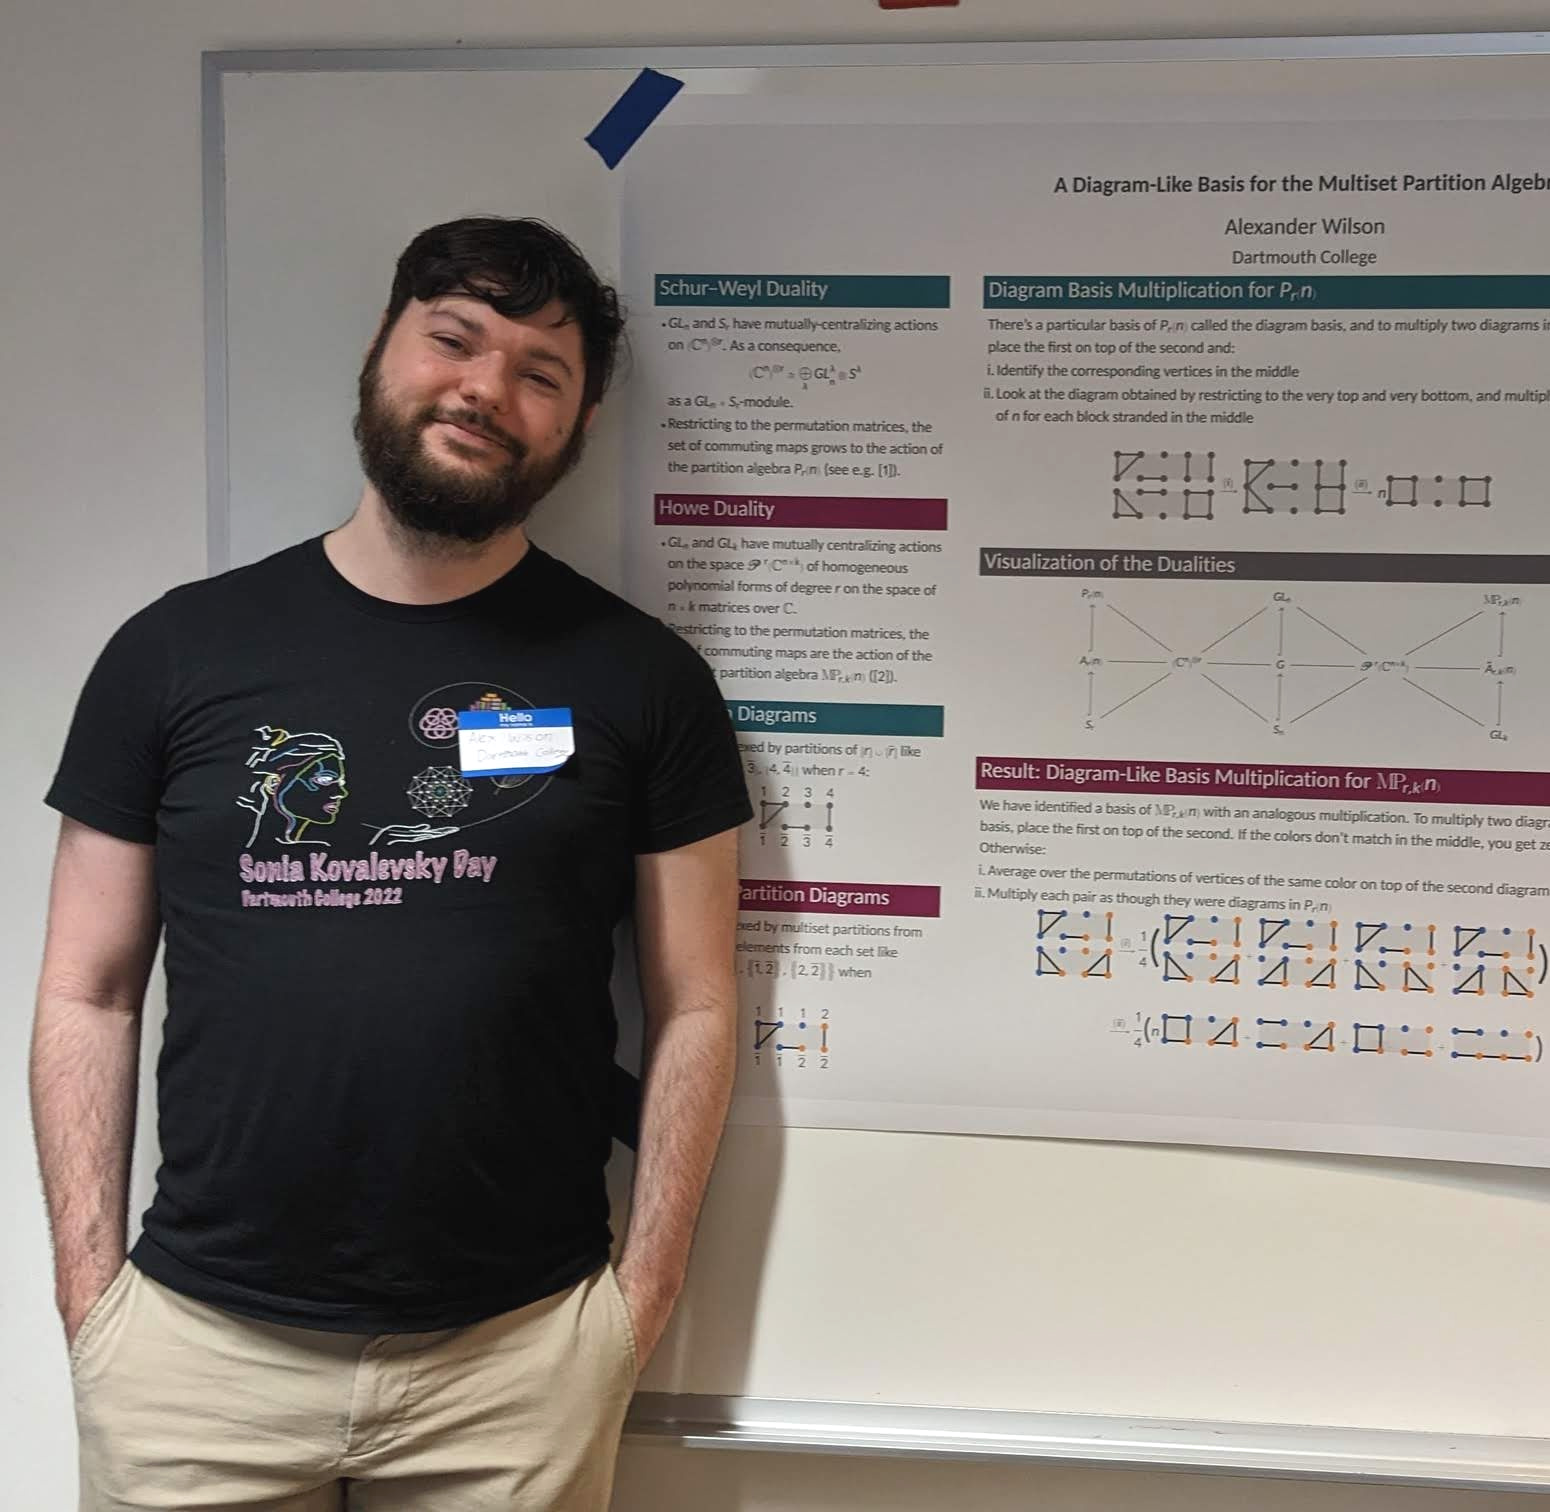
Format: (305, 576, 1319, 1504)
(740, 879, 942, 917)
(976, 756, 1550, 808)
(655, 493, 948, 530)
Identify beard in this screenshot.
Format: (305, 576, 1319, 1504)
(352, 357, 586, 546)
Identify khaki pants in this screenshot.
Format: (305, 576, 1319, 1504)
(70, 1262, 639, 1511)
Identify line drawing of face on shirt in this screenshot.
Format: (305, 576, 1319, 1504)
(239, 727, 350, 846)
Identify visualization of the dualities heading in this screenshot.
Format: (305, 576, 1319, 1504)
(979, 550, 1548, 583)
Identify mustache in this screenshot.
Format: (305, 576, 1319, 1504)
(426, 407, 524, 456)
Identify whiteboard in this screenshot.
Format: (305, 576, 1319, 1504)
(210, 38, 1550, 1478)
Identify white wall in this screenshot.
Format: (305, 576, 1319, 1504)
(7, 3, 1550, 1507)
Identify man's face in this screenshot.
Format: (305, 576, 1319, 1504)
(353, 295, 594, 544)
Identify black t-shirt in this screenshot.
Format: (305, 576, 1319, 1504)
(46, 538, 751, 1332)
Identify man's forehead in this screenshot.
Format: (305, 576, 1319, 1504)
(423, 294, 577, 336)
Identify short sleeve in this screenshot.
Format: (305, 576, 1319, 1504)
(44, 602, 171, 845)
(631, 629, 753, 854)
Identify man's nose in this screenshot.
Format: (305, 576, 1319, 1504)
(457, 353, 509, 412)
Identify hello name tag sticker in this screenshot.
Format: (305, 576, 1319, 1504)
(457, 707, 574, 777)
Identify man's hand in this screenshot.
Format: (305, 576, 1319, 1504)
(612, 1258, 677, 1372)
(60, 1263, 122, 1348)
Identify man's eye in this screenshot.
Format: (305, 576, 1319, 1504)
(432, 334, 466, 353)
(525, 372, 560, 391)
(312, 772, 338, 786)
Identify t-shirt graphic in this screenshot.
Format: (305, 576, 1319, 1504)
(234, 679, 590, 909)
(239, 724, 351, 846)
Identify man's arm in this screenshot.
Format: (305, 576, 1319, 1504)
(616, 826, 740, 1369)
(30, 817, 160, 1345)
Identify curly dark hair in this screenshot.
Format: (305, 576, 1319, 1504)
(373, 217, 625, 409)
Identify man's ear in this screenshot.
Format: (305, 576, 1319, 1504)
(364, 307, 397, 366)
(581, 402, 601, 434)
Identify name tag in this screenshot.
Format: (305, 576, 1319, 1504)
(457, 707, 574, 777)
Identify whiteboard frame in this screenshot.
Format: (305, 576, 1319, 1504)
(205, 33, 1550, 1487)
(624, 1393, 1550, 1493)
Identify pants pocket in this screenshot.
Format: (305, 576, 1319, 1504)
(68, 1260, 135, 1374)
(601, 1264, 640, 1384)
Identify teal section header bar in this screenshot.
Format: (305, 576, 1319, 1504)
(657, 275, 950, 308)
(728, 701, 944, 737)
(983, 274, 1550, 309)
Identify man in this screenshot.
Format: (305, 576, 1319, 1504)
(32, 217, 751, 1510)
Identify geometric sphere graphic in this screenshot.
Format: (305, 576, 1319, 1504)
(407, 765, 474, 819)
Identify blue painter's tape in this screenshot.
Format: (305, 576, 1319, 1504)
(586, 68, 685, 169)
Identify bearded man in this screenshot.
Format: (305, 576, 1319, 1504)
(33, 217, 750, 1512)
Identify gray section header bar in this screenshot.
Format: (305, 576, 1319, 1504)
(979, 549, 1550, 584)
